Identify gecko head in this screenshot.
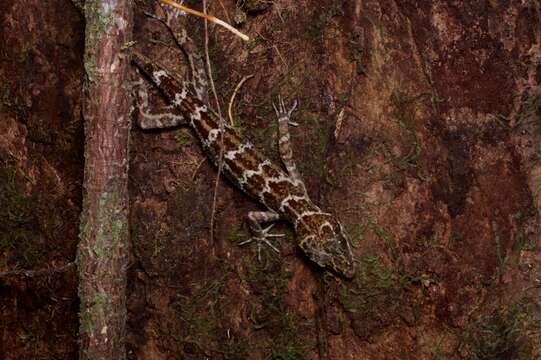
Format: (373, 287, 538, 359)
(297, 214, 356, 279)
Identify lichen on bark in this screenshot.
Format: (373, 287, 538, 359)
(76, 0, 133, 359)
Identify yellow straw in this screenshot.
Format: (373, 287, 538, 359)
(159, 0, 249, 41)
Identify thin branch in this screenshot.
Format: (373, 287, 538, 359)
(159, 0, 249, 41)
(217, 0, 232, 24)
(204, 0, 225, 246)
(192, 158, 207, 180)
(273, 44, 288, 70)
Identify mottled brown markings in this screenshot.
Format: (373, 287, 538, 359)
(244, 174, 267, 201)
(192, 114, 213, 143)
(265, 180, 291, 207)
(180, 96, 200, 117)
(205, 130, 236, 154)
(132, 49, 356, 278)
(262, 163, 282, 179)
(281, 197, 313, 224)
(226, 155, 261, 188)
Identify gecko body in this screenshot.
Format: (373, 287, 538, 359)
(132, 35, 355, 278)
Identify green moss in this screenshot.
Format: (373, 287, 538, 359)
(169, 265, 248, 359)
(0, 167, 42, 268)
(449, 230, 464, 248)
(368, 219, 400, 261)
(79, 191, 127, 261)
(83, 1, 115, 82)
(345, 255, 395, 297)
(237, 0, 272, 13)
(0, 71, 11, 110)
(226, 225, 248, 245)
(83, 57, 98, 83)
(79, 310, 94, 336)
(388, 92, 427, 174)
(460, 300, 538, 360)
(491, 220, 506, 278)
(306, 1, 345, 39)
(513, 94, 541, 130)
(293, 113, 333, 184)
(430, 345, 445, 360)
(271, 315, 312, 360)
(0, 69, 29, 121)
(84, 1, 113, 38)
(327, 152, 360, 189)
(511, 208, 536, 252)
(347, 223, 366, 249)
(339, 253, 412, 340)
(244, 256, 314, 358)
(488, 207, 537, 280)
(175, 129, 193, 147)
(79, 290, 111, 336)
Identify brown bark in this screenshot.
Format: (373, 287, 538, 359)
(127, 1, 541, 359)
(76, 1, 133, 359)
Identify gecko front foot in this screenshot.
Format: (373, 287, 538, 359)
(240, 211, 284, 260)
(239, 223, 284, 260)
(273, 96, 299, 126)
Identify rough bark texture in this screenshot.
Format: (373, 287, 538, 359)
(76, 0, 133, 359)
(0, 0, 540, 359)
(0, 0, 84, 358)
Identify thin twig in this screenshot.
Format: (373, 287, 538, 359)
(204, 0, 225, 246)
(254, 29, 269, 42)
(192, 158, 207, 180)
(228, 74, 254, 126)
(159, 0, 249, 41)
(217, 0, 232, 24)
(272, 44, 288, 70)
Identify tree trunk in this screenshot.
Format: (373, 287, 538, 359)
(76, 1, 133, 359)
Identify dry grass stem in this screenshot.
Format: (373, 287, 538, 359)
(228, 74, 254, 126)
(160, 0, 249, 41)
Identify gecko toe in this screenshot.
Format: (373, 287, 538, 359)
(239, 224, 282, 261)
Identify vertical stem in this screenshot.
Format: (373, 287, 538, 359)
(76, 0, 133, 359)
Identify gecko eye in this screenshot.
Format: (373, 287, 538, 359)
(298, 235, 331, 267)
(297, 217, 356, 279)
(322, 219, 356, 279)
(319, 223, 335, 238)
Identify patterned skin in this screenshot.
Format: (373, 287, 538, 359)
(131, 33, 355, 278)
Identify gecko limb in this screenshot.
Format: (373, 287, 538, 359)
(273, 97, 306, 192)
(144, 11, 209, 105)
(172, 29, 209, 105)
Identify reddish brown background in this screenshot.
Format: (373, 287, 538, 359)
(1, 0, 540, 359)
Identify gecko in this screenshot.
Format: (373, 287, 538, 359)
(131, 30, 355, 278)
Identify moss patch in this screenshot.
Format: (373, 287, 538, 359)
(0, 166, 42, 269)
(459, 298, 539, 360)
(339, 252, 414, 340)
(244, 256, 314, 359)
(169, 267, 249, 359)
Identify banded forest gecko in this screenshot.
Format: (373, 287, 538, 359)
(131, 30, 355, 278)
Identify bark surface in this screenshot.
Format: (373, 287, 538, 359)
(76, 0, 133, 359)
